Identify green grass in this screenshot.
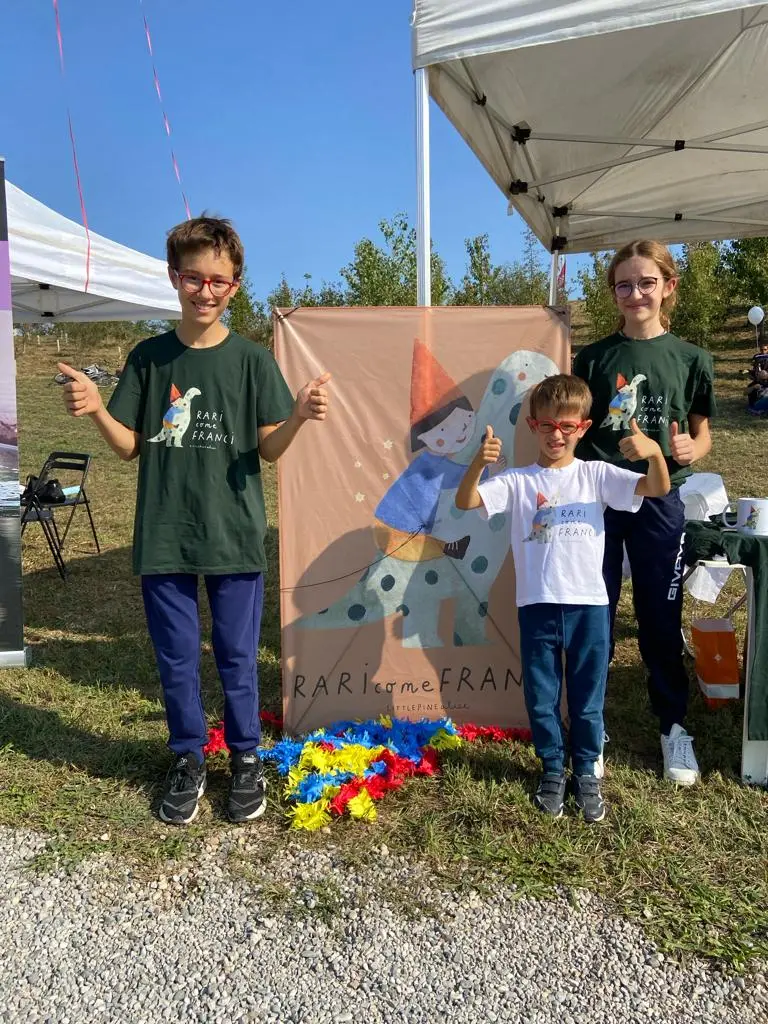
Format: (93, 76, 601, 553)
(2, 328, 768, 969)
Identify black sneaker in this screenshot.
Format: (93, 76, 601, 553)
(533, 773, 566, 818)
(159, 753, 207, 825)
(228, 752, 267, 823)
(573, 774, 607, 823)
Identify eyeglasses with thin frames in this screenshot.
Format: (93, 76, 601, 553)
(174, 271, 239, 298)
(613, 276, 661, 300)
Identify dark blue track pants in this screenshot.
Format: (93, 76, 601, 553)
(602, 489, 689, 733)
(141, 572, 264, 762)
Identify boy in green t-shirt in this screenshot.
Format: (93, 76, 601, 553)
(59, 216, 330, 825)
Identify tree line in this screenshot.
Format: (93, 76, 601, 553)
(16, 217, 768, 351)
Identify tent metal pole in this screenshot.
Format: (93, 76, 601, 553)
(549, 218, 560, 306)
(415, 67, 431, 307)
(548, 252, 558, 306)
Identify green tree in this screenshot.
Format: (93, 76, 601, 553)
(226, 268, 259, 335)
(268, 275, 295, 312)
(520, 228, 551, 305)
(453, 229, 555, 306)
(577, 251, 617, 341)
(340, 213, 451, 306)
(722, 237, 768, 304)
(267, 273, 345, 310)
(672, 242, 728, 347)
(452, 234, 508, 305)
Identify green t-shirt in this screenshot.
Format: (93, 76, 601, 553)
(108, 330, 295, 575)
(573, 332, 716, 487)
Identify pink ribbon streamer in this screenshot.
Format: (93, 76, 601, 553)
(52, 0, 92, 291)
(141, 6, 191, 220)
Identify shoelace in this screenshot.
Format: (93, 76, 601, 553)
(233, 757, 262, 787)
(670, 733, 697, 770)
(169, 759, 200, 792)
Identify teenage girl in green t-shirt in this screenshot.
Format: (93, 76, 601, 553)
(573, 240, 716, 787)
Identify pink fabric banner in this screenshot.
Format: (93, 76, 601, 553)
(276, 307, 569, 734)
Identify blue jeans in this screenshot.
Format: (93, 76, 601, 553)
(518, 603, 610, 776)
(142, 572, 264, 762)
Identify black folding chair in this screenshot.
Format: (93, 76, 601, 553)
(20, 484, 68, 579)
(20, 452, 101, 576)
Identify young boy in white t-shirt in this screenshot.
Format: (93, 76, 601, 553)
(456, 375, 670, 822)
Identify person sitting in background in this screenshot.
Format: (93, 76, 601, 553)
(746, 343, 768, 412)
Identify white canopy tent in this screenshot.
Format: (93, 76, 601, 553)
(8, 181, 181, 322)
(411, 1, 768, 302)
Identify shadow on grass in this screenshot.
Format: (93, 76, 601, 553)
(0, 691, 165, 786)
(20, 528, 284, 712)
(604, 662, 745, 781)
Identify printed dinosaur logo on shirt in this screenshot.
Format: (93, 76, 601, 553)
(148, 384, 202, 448)
(600, 373, 647, 431)
(601, 372, 670, 431)
(147, 384, 234, 450)
(524, 492, 558, 544)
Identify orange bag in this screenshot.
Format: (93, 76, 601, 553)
(691, 617, 740, 708)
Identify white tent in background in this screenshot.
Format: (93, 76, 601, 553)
(410, 1, 768, 300)
(8, 181, 181, 322)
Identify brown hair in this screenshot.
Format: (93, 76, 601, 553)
(608, 239, 678, 332)
(166, 216, 245, 279)
(528, 374, 592, 420)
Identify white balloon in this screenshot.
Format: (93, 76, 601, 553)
(748, 306, 765, 326)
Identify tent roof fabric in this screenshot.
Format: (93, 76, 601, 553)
(412, 1, 768, 253)
(8, 182, 181, 322)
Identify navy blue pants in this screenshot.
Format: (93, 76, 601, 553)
(141, 573, 264, 762)
(603, 489, 688, 733)
(518, 603, 609, 776)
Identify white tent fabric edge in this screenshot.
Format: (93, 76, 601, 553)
(9, 182, 181, 322)
(412, 0, 764, 67)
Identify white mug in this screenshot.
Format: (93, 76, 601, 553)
(723, 497, 768, 536)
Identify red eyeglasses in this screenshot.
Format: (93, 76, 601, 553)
(174, 271, 239, 298)
(529, 418, 589, 435)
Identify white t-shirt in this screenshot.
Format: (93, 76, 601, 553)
(477, 459, 643, 607)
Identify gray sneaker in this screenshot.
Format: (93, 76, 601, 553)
(661, 725, 700, 786)
(573, 774, 606, 823)
(533, 773, 566, 818)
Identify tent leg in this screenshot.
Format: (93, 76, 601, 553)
(548, 215, 561, 306)
(548, 251, 558, 306)
(415, 67, 431, 307)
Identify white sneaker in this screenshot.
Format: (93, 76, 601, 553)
(661, 725, 700, 786)
(594, 732, 609, 780)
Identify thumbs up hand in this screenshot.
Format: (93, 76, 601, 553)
(669, 420, 695, 465)
(618, 418, 661, 462)
(57, 362, 102, 417)
(479, 425, 503, 466)
(296, 371, 332, 421)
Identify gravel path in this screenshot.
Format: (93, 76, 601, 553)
(0, 826, 765, 1024)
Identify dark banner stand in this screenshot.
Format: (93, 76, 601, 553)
(0, 158, 26, 667)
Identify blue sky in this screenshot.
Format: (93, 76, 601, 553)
(1, 2, 584, 301)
